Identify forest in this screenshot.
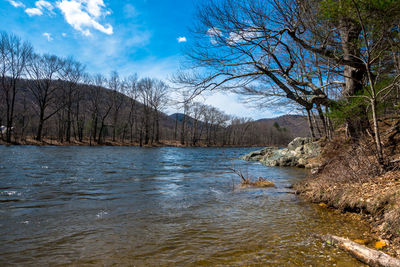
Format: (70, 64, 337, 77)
(0, 32, 298, 147)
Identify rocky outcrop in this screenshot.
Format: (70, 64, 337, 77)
(241, 137, 320, 168)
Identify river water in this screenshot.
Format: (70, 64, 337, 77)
(0, 146, 369, 266)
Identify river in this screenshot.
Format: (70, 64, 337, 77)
(0, 146, 369, 266)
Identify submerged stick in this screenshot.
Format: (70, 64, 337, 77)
(316, 234, 400, 267)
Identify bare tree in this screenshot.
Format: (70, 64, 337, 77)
(60, 57, 85, 142)
(97, 76, 113, 144)
(137, 78, 154, 145)
(0, 32, 32, 142)
(174, 0, 398, 138)
(86, 74, 103, 144)
(108, 71, 124, 142)
(26, 54, 64, 141)
(188, 102, 206, 145)
(177, 1, 339, 137)
(122, 74, 139, 143)
(150, 80, 169, 143)
(348, 0, 400, 164)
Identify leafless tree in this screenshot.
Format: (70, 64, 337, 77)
(123, 74, 139, 143)
(97, 77, 113, 144)
(150, 80, 169, 143)
(108, 71, 124, 142)
(26, 54, 64, 141)
(174, 0, 396, 138)
(137, 78, 154, 145)
(348, 0, 400, 164)
(86, 74, 103, 144)
(60, 57, 85, 142)
(188, 102, 206, 145)
(0, 32, 33, 142)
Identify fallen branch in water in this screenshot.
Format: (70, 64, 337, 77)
(316, 234, 400, 267)
(228, 167, 275, 188)
(228, 166, 250, 184)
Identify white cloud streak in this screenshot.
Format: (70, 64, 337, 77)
(25, 0, 54, 16)
(207, 27, 222, 45)
(25, 7, 42, 16)
(36, 0, 54, 11)
(227, 28, 261, 45)
(7, 0, 25, 8)
(177, 36, 187, 43)
(56, 0, 113, 36)
(42, 32, 53, 41)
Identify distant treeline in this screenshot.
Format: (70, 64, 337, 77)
(0, 31, 296, 146)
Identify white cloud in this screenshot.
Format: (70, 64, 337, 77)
(227, 28, 261, 46)
(57, 0, 113, 36)
(62, 32, 67, 37)
(207, 27, 222, 45)
(25, 7, 43, 16)
(86, 0, 105, 18)
(25, 0, 54, 16)
(177, 36, 187, 43)
(36, 0, 54, 11)
(43, 32, 53, 41)
(7, 0, 25, 8)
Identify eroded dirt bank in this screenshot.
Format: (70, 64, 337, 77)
(294, 124, 400, 257)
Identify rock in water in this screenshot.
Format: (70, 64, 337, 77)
(287, 137, 312, 150)
(241, 137, 320, 168)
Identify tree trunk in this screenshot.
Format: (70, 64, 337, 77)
(36, 110, 44, 141)
(6, 83, 17, 143)
(66, 104, 71, 143)
(155, 111, 160, 143)
(98, 123, 104, 145)
(174, 113, 178, 141)
(339, 18, 369, 138)
(311, 110, 322, 138)
(93, 115, 98, 142)
(180, 114, 186, 145)
(144, 119, 149, 145)
(306, 109, 316, 140)
(339, 18, 364, 97)
(316, 105, 328, 137)
(317, 234, 400, 267)
(139, 127, 143, 147)
(371, 98, 384, 164)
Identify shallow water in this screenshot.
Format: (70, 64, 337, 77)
(0, 146, 369, 266)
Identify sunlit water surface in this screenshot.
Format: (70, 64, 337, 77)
(0, 146, 369, 266)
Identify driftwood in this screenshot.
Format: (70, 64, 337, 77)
(316, 234, 400, 267)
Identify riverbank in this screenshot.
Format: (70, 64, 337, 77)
(0, 137, 266, 148)
(242, 124, 400, 258)
(293, 132, 400, 257)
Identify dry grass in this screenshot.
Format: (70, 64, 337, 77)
(294, 120, 400, 254)
(229, 167, 275, 188)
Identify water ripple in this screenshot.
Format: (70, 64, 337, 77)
(0, 146, 369, 266)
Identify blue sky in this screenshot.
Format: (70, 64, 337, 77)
(0, 0, 283, 119)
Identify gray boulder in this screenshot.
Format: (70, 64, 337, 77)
(241, 147, 274, 161)
(242, 137, 320, 168)
(287, 137, 312, 151)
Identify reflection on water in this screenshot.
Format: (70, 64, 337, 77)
(0, 146, 368, 266)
